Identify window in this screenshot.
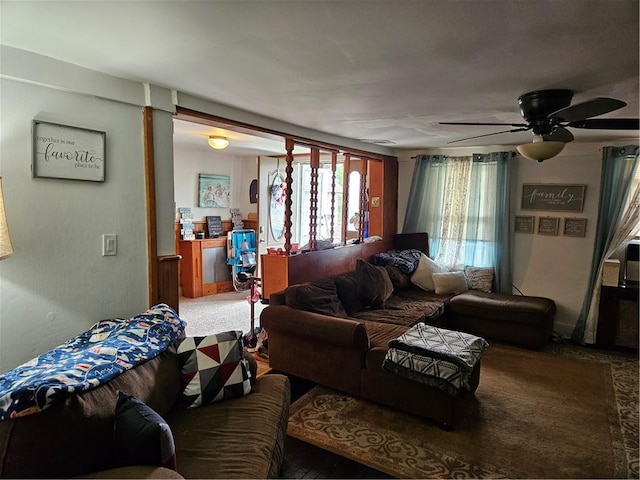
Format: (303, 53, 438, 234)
(403, 152, 511, 292)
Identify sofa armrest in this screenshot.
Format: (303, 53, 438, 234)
(261, 305, 369, 350)
(269, 290, 286, 305)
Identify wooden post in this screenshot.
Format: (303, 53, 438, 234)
(284, 138, 294, 254)
(358, 158, 368, 243)
(341, 153, 351, 244)
(143, 107, 159, 306)
(330, 151, 337, 242)
(309, 147, 320, 251)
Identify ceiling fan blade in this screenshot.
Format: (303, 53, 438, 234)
(568, 118, 640, 130)
(447, 127, 530, 144)
(550, 98, 627, 122)
(440, 121, 528, 127)
(543, 127, 574, 142)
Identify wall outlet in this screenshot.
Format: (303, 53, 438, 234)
(102, 234, 117, 256)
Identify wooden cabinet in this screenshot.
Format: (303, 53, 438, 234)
(597, 284, 639, 349)
(179, 239, 233, 298)
(261, 254, 290, 300)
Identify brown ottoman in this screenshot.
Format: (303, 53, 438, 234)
(446, 290, 555, 349)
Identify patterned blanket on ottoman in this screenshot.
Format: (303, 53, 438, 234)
(383, 324, 488, 397)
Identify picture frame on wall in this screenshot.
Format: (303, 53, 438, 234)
(514, 215, 535, 233)
(563, 218, 588, 237)
(538, 217, 560, 236)
(32, 120, 106, 182)
(198, 174, 231, 208)
(521, 184, 586, 212)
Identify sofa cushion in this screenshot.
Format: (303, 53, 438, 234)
(384, 264, 413, 290)
(464, 266, 494, 293)
(432, 271, 469, 295)
(168, 374, 291, 480)
(449, 290, 556, 324)
(355, 259, 394, 308)
(114, 392, 177, 470)
(350, 307, 427, 328)
(411, 254, 447, 292)
(175, 332, 252, 408)
(284, 278, 348, 318)
(334, 272, 366, 315)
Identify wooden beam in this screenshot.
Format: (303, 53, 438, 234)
(143, 107, 159, 306)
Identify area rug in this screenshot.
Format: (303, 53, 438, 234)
(287, 343, 638, 479)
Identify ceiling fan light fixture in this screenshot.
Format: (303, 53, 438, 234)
(516, 137, 565, 162)
(208, 136, 229, 150)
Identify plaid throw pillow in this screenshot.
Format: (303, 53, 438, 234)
(175, 331, 252, 408)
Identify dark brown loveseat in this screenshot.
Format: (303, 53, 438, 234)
(261, 233, 555, 427)
(0, 331, 290, 478)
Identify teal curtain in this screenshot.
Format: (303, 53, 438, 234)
(402, 152, 512, 294)
(473, 152, 512, 293)
(403, 155, 447, 254)
(572, 145, 639, 343)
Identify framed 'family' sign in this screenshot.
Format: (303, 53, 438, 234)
(521, 184, 585, 212)
(32, 120, 106, 182)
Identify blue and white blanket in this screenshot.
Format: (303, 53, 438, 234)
(372, 249, 423, 274)
(0, 304, 185, 420)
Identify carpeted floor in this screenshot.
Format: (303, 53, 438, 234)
(178, 291, 267, 337)
(287, 343, 639, 479)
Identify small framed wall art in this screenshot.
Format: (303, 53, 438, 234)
(514, 215, 535, 233)
(198, 174, 230, 208)
(32, 120, 106, 182)
(538, 217, 560, 236)
(563, 218, 587, 237)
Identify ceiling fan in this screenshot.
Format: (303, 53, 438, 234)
(441, 89, 640, 161)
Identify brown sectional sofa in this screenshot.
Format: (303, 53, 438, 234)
(261, 232, 555, 427)
(0, 347, 290, 479)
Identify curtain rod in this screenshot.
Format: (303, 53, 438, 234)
(410, 151, 516, 159)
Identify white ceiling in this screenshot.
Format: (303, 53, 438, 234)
(1, 0, 638, 155)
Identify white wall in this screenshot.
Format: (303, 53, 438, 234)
(0, 47, 389, 373)
(0, 78, 149, 371)
(397, 141, 632, 337)
(173, 143, 257, 222)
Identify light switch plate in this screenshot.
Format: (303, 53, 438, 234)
(102, 234, 117, 256)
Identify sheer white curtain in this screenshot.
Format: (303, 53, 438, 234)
(435, 156, 473, 268)
(582, 178, 640, 343)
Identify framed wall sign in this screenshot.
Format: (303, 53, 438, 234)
(206, 215, 223, 237)
(521, 184, 585, 212)
(32, 120, 106, 182)
(514, 215, 535, 233)
(538, 217, 560, 236)
(563, 218, 588, 237)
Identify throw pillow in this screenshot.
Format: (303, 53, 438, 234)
(333, 272, 366, 316)
(464, 266, 495, 293)
(410, 254, 447, 292)
(384, 264, 413, 290)
(432, 271, 469, 295)
(355, 259, 394, 308)
(175, 331, 252, 408)
(114, 391, 177, 471)
(284, 278, 348, 318)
